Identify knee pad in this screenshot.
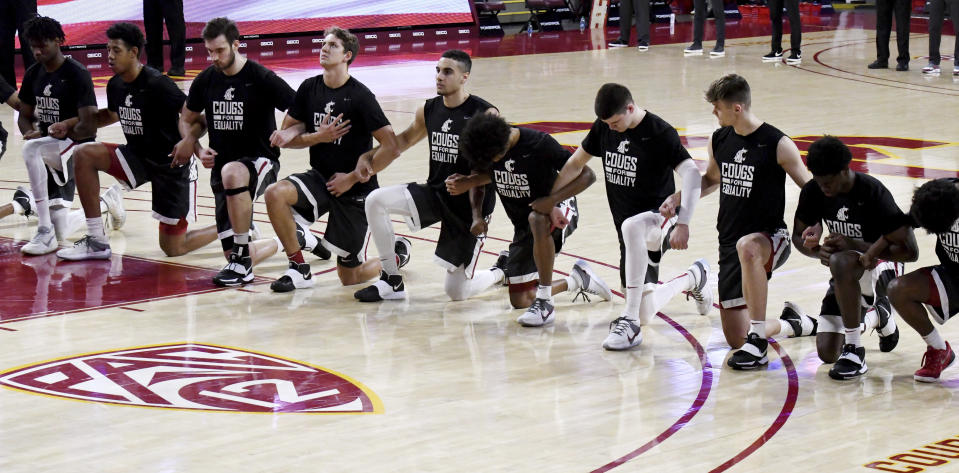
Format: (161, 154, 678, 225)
(223, 186, 249, 196)
(818, 314, 843, 334)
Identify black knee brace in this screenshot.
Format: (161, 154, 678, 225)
(224, 186, 249, 196)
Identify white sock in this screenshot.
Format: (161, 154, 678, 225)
(10, 200, 24, 215)
(749, 320, 765, 337)
(621, 213, 655, 317)
(51, 208, 85, 240)
(365, 186, 415, 276)
(778, 319, 795, 337)
(863, 309, 880, 331)
(234, 232, 250, 245)
(923, 329, 947, 351)
(845, 327, 862, 347)
(86, 217, 106, 240)
(536, 284, 551, 300)
(636, 273, 692, 325)
(565, 274, 579, 292)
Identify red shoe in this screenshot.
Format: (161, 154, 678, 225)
(914, 341, 956, 382)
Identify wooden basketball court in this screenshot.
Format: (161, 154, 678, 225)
(0, 11, 957, 472)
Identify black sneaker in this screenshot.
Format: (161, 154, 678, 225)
(13, 186, 35, 217)
(762, 50, 783, 62)
(867, 60, 888, 69)
(637, 40, 649, 51)
(780, 301, 817, 337)
(0, 121, 7, 159)
(395, 236, 412, 269)
(608, 39, 629, 48)
(354, 270, 406, 302)
(270, 261, 313, 293)
(295, 224, 331, 260)
(786, 51, 802, 65)
(874, 297, 899, 353)
(727, 332, 769, 370)
(213, 250, 253, 287)
(492, 250, 510, 285)
(829, 344, 867, 380)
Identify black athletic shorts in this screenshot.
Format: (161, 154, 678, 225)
(717, 228, 791, 309)
(106, 143, 196, 225)
(507, 196, 579, 285)
(212, 157, 279, 251)
(287, 169, 371, 268)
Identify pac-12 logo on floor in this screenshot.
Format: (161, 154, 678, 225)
(0, 343, 382, 414)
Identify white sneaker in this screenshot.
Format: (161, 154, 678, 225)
(21, 226, 58, 255)
(270, 261, 314, 292)
(570, 259, 612, 302)
(100, 184, 126, 230)
(603, 316, 643, 350)
(517, 297, 555, 327)
(686, 258, 713, 315)
(57, 235, 111, 260)
(354, 271, 406, 302)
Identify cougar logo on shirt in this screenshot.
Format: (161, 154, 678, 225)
(212, 87, 244, 131)
(494, 158, 530, 199)
(733, 148, 747, 163)
(616, 139, 629, 154)
(324, 101, 335, 114)
(837, 206, 849, 221)
(721, 149, 755, 198)
(429, 119, 459, 164)
(124, 94, 133, 107)
(43, 84, 52, 97)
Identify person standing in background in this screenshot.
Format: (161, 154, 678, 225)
(143, 0, 185, 76)
(608, 0, 651, 51)
(0, 0, 38, 86)
(869, 0, 910, 71)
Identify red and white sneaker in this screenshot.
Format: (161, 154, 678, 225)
(914, 341, 956, 383)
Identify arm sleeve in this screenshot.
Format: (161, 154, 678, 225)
(185, 70, 208, 113)
(359, 90, 390, 131)
(74, 67, 98, 108)
(874, 185, 910, 236)
(266, 70, 296, 112)
(580, 120, 604, 157)
(794, 182, 821, 227)
(675, 159, 702, 226)
(287, 79, 310, 124)
(0, 76, 14, 104)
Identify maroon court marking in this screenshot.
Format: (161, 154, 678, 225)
(807, 38, 959, 93)
(118, 307, 145, 312)
(590, 295, 714, 473)
(708, 338, 800, 473)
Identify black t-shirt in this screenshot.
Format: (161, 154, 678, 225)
(20, 58, 97, 137)
(186, 60, 295, 176)
(287, 75, 390, 197)
(480, 127, 571, 228)
(423, 94, 496, 217)
(107, 66, 185, 164)
(0, 76, 14, 103)
(795, 172, 907, 244)
(712, 123, 788, 246)
(581, 112, 690, 224)
(934, 179, 959, 271)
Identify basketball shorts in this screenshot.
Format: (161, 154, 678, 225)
(506, 196, 579, 285)
(212, 157, 278, 251)
(718, 228, 791, 309)
(922, 265, 959, 325)
(404, 182, 491, 276)
(286, 169, 371, 268)
(104, 143, 197, 225)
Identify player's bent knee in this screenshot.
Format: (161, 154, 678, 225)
(828, 250, 861, 277)
(220, 162, 250, 186)
(735, 234, 767, 262)
(264, 181, 293, 206)
(444, 273, 471, 301)
(158, 220, 189, 256)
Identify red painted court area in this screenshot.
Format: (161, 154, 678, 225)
(0, 237, 225, 323)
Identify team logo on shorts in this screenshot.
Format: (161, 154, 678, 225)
(441, 118, 453, 132)
(733, 148, 747, 163)
(0, 343, 382, 414)
(616, 139, 629, 154)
